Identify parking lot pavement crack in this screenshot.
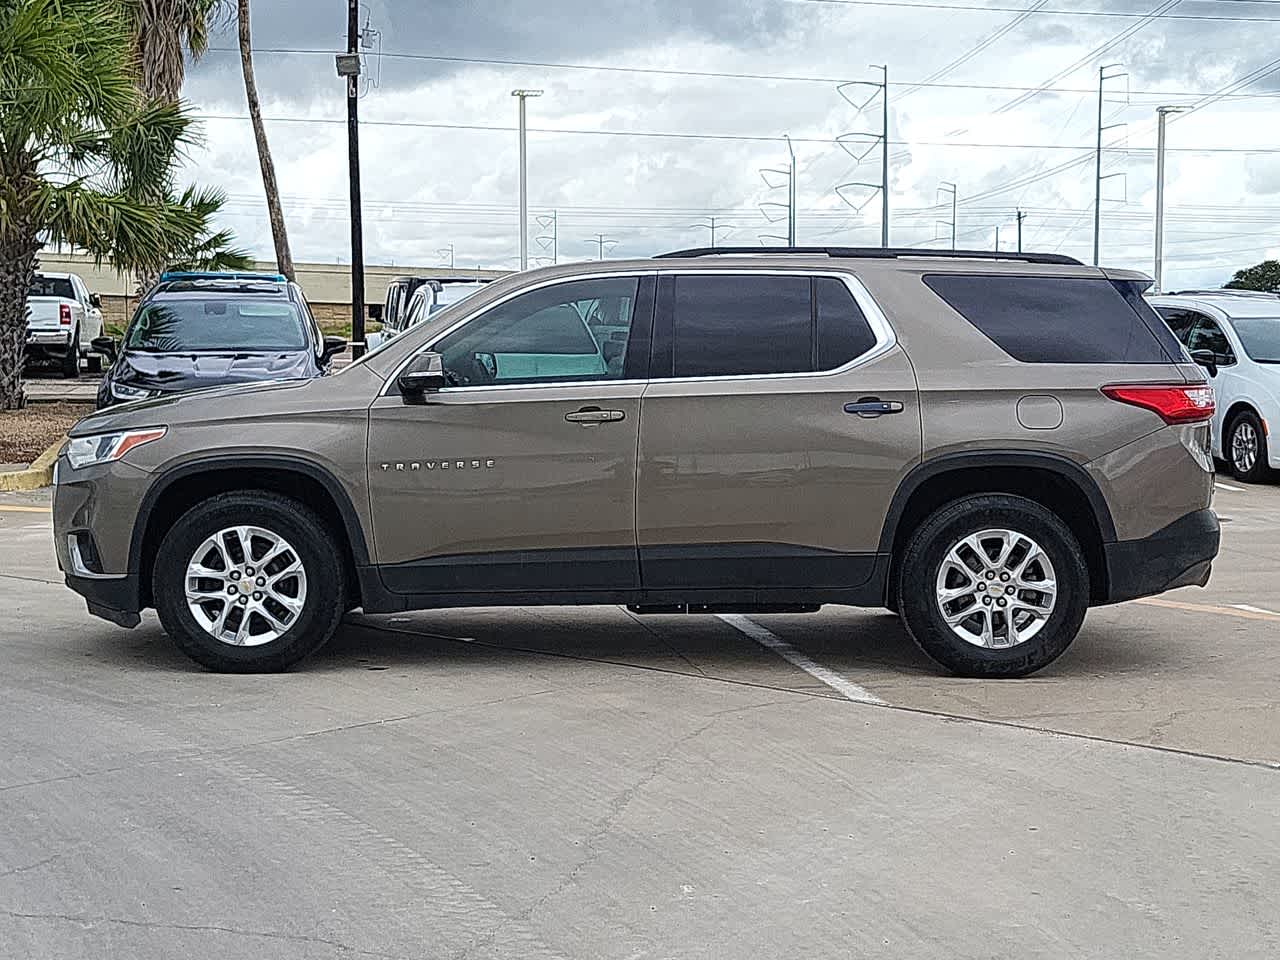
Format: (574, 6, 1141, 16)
(0, 571, 60, 586)
(481, 699, 781, 951)
(0, 910, 413, 959)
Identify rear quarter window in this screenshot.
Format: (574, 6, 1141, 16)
(923, 274, 1174, 364)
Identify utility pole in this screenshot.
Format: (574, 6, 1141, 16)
(937, 181, 957, 249)
(786, 135, 797, 245)
(585, 235, 617, 260)
(692, 216, 735, 248)
(1154, 105, 1187, 294)
(437, 244, 454, 269)
(1093, 63, 1127, 266)
(1016, 208, 1026, 252)
(512, 89, 543, 271)
(877, 64, 889, 248)
(336, 0, 365, 358)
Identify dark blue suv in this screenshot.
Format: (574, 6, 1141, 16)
(94, 272, 347, 409)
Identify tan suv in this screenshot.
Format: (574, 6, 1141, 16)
(52, 248, 1220, 677)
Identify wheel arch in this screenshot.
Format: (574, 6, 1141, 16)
(1221, 400, 1262, 459)
(131, 456, 370, 609)
(880, 452, 1115, 607)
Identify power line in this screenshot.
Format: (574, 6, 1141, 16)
(194, 114, 1280, 153)
(202, 47, 1280, 100)
(781, 0, 1280, 22)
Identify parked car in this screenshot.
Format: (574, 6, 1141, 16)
(368, 277, 493, 351)
(54, 247, 1218, 677)
(93, 271, 346, 409)
(1149, 291, 1280, 483)
(25, 271, 107, 377)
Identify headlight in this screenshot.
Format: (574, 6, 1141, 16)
(66, 428, 167, 470)
(110, 381, 157, 402)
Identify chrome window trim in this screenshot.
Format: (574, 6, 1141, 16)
(382, 266, 897, 393)
(650, 268, 896, 384)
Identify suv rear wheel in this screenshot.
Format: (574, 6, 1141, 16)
(898, 494, 1088, 678)
(153, 492, 346, 672)
(1227, 409, 1271, 483)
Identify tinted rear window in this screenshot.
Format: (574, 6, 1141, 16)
(923, 274, 1173, 363)
(673, 275, 812, 377)
(29, 276, 74, 299)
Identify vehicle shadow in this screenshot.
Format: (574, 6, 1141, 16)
(64, 605, 1175, 680)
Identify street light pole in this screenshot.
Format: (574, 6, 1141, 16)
(785, 134, 796, 246)
(1155, 105, 1187, 294)
(512, 89, 543, 271)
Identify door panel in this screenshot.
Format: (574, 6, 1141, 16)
(636, 346, 921, 589)
(368, 383, 643, 593)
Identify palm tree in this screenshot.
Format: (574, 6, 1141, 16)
(236, 0, 294, 281)
(0, 0, 201, 409)
(166, 185, 254, 272)
(127, 0, 224, 103)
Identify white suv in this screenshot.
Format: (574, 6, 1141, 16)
(1151, 291, 1280, 482)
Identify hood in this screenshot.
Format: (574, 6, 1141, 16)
(116, 350, 313, 388)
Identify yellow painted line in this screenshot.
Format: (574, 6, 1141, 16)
(1135, 596, 1280, 623)
(0, 504, 51, 513)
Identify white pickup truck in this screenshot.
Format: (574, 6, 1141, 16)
(26, 271, 106, 377)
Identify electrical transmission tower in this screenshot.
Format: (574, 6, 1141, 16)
(584, 234, 617, 260)
(937, 181, 957, 249)
(1093, 63, 1129, 265)
(834, 65, 890, 247)
(758, 135, 796, 246)
(535, 211, 558, 264)
(691, 216, 735, 248)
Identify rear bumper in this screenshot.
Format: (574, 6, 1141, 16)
(25, 330, 73, 357)
(1101, 508, 1220, 605)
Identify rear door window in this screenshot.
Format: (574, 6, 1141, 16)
(923, 274, 1174, 363)
(663, 274, 880, 378)
(1155, 307, 1201, 345)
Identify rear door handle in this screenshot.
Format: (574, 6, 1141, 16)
(843, 398, 905, 418)
(566, 406, 626, 424)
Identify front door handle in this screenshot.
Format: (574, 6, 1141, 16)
(565, 406, 626, 424)
(843, 397, 905, 418)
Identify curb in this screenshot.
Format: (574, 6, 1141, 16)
(0, 436, 64, 492)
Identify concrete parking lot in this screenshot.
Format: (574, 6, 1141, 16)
(2, 481, 1278, 958)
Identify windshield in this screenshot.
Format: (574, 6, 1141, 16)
(1232, 317, 1280, 363)
(29, 276, 73, 299)
(124, 299, 307, 352)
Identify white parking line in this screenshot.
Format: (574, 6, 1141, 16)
(716, 614, 885, 705)
(1215, 481, 1246, 492)
(1233, 603, 1280, 618)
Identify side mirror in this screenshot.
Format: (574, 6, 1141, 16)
(602, 340, 624, 364)
(397, 351, 447, 399)
(88, 293, 102, 309)
(1190, 349, 1218, 378)
(367, 303, 383, 322)
(321, 335, 347, 363)
(91, 335, 118, 362)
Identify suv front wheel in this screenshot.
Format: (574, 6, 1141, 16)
(153, 492, 347, 672)
(898, 494, 1089, 678)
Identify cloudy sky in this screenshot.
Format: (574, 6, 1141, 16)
(178, 0, 1280, 288)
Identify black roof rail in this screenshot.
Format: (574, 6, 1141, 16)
(654, 246, 1084, 266)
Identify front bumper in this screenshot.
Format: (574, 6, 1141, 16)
(1101, 508, 1220, 605)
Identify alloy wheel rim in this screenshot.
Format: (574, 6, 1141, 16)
(184, 525, 307, 647)
(1232, 421, 1258, 474)
(934, 528, 1058, 649)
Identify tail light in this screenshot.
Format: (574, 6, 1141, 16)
(59, 304, 72, 326)
(1102, 383, 1215, 424)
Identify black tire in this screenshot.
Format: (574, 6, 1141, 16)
(61, 329, 80, 378)
(85, 353, 102, 374)
(897, 494, 1089, 678)
(153, 492, 346, 672)
(1226, 410, 1272, 484)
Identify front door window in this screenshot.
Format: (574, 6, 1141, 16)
(432, 277, 639, 386)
